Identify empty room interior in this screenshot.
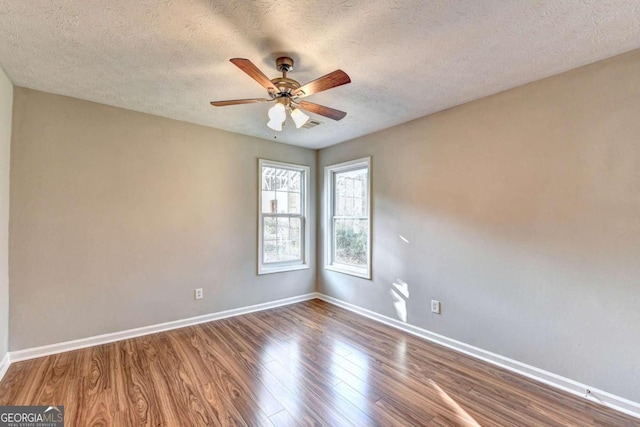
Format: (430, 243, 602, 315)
(0, 1, 639, 426)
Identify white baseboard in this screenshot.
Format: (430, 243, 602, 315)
(0, 352, 9, 383)
(8, 292, 318, 364)
(316, 293, 640, 420)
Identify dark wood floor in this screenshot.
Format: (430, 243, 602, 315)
(0, 300, 636, 426)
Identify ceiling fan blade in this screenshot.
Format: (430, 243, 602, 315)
(210, 98, 271, 107)
(230, 58, 277, 94)
(297, 100, 347, 121)
(293, 70, 351, 98)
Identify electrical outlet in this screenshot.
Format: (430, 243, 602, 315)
(431, 300, 441, 314)
(195, 288, 203, 300)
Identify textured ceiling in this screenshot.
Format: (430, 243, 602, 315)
(0, 1, 639, 149)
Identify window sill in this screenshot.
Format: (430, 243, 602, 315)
(258, 264, 310, 275)
(324, 264, 371, 280)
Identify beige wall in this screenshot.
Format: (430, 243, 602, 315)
(9, 88, 316, 350)
(0, 68, 12, 361)
(318, 50, 640, 402)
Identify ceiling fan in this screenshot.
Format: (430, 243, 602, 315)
(210, 57, 351, 131)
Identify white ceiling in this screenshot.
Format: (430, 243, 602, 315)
(0, 1, 639, 149)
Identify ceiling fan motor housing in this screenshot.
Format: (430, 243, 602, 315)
(270, 77, 300, 96)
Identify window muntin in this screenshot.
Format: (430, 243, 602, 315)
(259, 160, 309, 274)
(325, 158, 371, 278)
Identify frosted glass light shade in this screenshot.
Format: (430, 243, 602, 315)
(267, 102, 286, 131)
(267, 118, 283, 131)
(290, 108, 310, 129)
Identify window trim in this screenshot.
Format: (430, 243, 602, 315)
(324, 157, 372, 279)
(258, 159, 310, 275)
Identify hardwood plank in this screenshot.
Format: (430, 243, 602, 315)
(242, 312, 344, 388)
(269, 409, 298, 427)
(333, 381, 416, 427)
(148, 332, 220, 425)
(0, 299, 636, 426)
(375, 396, 435, 426)
(68, 377, 118, 427)
(5, 357, 55, 406)
(259, 363, 329, 426)
(164, 328, 254, 426)
(186, 326, 275, 426)
(117, 338, 167, 426)
(200, 320, 286, 417)
(32, 351, 74, 407)
(263, 359, 371, 427)
(0, 359, 38, 405)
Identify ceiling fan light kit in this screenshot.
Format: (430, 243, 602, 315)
(266, 98, 312, 131)
(211, 56, 351, 132)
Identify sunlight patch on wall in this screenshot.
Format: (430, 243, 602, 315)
(391, 279, 410, 323)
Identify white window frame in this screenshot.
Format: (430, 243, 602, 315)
(324, 157, 371, 279)
(258, 159, 310, 275)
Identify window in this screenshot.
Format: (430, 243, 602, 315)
(325, 157, 371, 278)
(258, 159, 310, 274)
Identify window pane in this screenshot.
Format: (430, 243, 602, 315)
(289, 170, 301, 191)
(275, 191, 289, 213)
(334, 168, 368, 217)
(263, 217, 277, 241)
(334, 218, 368, 267)
(262, 166, 303, 214)
(263, 216, 302, 264)
(262, 167, 275, 190)
(277, 217, 290, 240)
(262, 190, 276, 213)
(263, 240, 278, 263)
(286, 236, 301, 260)
(290, 218, 300, 240)
(288, 192, 301, 214)
(263, 216, 277, 263)
(275, 168, 289, 191)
